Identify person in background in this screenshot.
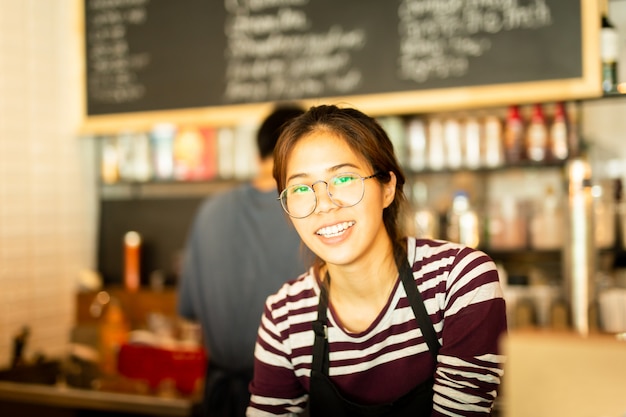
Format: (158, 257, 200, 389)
(247, 105, 507, 416)
(178, 104, 311, 417)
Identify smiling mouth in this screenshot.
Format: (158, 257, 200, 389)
(315, 221, 355, 238)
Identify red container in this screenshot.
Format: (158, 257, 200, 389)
(117, 343, 207, 395)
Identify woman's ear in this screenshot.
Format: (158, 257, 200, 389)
(382, 171, 397, 208)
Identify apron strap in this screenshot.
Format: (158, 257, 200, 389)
(311, 275, 330, 375)
(398, 257, 440, 358)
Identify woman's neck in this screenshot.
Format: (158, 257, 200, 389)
(323, 246, 398, 333)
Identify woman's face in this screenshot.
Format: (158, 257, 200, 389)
(284, 130, 396, 269)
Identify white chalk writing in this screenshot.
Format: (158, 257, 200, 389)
(398, 0, 552, 83)
(223, 2, 365, 102)
(86, 0, 150, 104)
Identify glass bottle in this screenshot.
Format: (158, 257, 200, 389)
(504, 105, 525, 163)
(526, 103, 548, 163)
(447, 191, 480, 248)
(530, 185, 564, 250)
(549, 101, 570, 161)
(407, 117, 428, 172)
(600, 0, 619, 94)
(483, 115, 504, 168)
(427, 118, 446, 171)
(411, 182, 439, 239)
(463, 116, 482, 169)
(444, 117, 462, 169)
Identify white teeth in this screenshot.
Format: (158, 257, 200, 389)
(316, 221, 355, 238)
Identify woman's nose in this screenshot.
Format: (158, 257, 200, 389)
(312, 181, 335, 213)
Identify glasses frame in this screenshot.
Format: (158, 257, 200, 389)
(278, 171, 381, 218)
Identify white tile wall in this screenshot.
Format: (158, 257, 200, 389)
(0, 0, 97, 367)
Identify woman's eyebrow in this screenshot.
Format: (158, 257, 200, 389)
(286, 163, 361, 183)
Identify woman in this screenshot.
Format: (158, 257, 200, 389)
(247, 105, 507, 416)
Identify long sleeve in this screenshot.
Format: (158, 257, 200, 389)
(428, 246, 507, 416)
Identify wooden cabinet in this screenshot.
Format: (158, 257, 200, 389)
(76, 288, 179, 329)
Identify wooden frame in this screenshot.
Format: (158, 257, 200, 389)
(79, 0, 601, 135)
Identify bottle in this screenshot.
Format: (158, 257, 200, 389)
(513, 298, 537, 329)
(600, 0, 619, 94)
(443, 117, 462, 169)
(133, 132, 153, 182)
(549, 298, 570, 331)
(217, 127, 236, 179)
(488, 196, 527, 250)
(483, 115, 504, 168)
(462, 116, 482, 169)
(101, 137, 120, 184)
(612, 179, 626, 287)
(593, 181, 616, 250)
(530, 185, 564, 250)
(378, 116, 407, 167)
(99, 298, 129, 375)
(150, 123, 176, 180)
(447, 191, 480, 248)
(549, 102, 570, 161)
(124, 231, 141, 292)
(503, 105, 525, 163)
(427, 118, 445, 171)
(407, 118, 428, 172)
(526, 103, 549, 163)
(411, 182, 439, 239)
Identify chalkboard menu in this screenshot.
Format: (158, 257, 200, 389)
(83, 0, 600, 124)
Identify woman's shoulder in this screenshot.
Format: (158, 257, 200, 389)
(407, 237, 494, 264)
(406, 237, 500, 294)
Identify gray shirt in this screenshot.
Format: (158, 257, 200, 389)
(178, 183, 310, 371)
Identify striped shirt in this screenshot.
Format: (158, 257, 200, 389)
(248, 237, 507, 416)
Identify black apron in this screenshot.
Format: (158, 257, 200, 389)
(201, 362, 253, 417)
(307, 256, 440, 417)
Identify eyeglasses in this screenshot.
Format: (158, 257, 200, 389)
(278, 172, 381, 218)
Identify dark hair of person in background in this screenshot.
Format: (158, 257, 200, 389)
(257, 105, 306, 160)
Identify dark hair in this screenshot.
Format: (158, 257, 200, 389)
(257, 104, 305, 160)
(273, 104, 409, 260)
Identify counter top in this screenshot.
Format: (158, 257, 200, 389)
(0, 380, 194, 417)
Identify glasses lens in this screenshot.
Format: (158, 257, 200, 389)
(281, 184, 316, 218)
(280, 173, 368, 218)
(328, 173, 364, 207)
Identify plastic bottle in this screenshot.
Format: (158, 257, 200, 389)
(526, 103, 548, 163)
